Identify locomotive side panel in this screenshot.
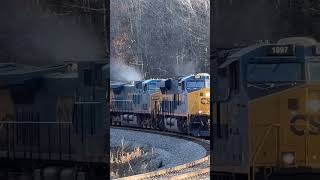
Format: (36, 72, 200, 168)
(187, 88, 210, 136)
(188, 88, 210, 115)
(150, 92, 161, 116)
(249, 84, 320, 169)
(0, 89, 14, 121)
(0, 89, 15, 155)
(249, 92, 282, 167)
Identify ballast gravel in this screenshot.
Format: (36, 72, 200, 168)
(110, 128, 207, 169)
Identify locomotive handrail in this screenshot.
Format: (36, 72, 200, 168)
(0, 64, 66, 86)
(0, 65, 65, 75)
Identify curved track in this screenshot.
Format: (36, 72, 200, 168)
(111, 126, 210, 180)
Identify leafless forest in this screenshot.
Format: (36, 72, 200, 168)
(110, 0, 210, 81)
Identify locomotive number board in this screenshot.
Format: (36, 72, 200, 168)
(267, 45, 295, 56)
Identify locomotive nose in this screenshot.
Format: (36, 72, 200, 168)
(306, 89, 320, 113)
(199, 90, 210, 115)
(287, 86, 320, 115)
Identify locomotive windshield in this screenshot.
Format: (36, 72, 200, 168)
(247, 63, 303, 82)
(144, 80, 163, 91)
(308, 62, 320, 81)
(186, 80, 205, 89)
(180, 74, 209, 91)
(148, 82, 159, 90)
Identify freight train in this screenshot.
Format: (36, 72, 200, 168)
(0, 61, 107, 180)
(212, 37, 320, 179)
(110, 73, 210, 137)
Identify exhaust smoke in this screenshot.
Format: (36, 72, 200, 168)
(110, 59, 143, 82)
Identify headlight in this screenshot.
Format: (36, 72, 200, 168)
(205, 92, 210, 97)
(198, 110, 203, 114)
(307, 99, 320, 112)
(282, 152, 295, 165)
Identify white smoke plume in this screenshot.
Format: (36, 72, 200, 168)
(110, 59, 143, 82)
(174, 61, 197, 76)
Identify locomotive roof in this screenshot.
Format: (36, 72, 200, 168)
(220, 44, 269, 68)
(0, 63, 41, 74)
(142, 79, 164, 84)
(178, 73, 209, 83)
(228, 44, 264, 59)
(223, 37, 319, 67)
(220, 39, 320, 69)
(277, 37, 317, 46)
(0, 63, 65, 85)
(110, 81, 129, 88)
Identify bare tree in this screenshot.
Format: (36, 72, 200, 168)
(111, 0, 210, 79)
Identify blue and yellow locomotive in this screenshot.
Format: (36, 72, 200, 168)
(110, 79, 164, 127)
(110, 73, 210, 137)
(212, 37, 320, 179)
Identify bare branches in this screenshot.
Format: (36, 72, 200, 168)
(111, 0, 210, 78)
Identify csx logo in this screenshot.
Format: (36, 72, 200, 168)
(201, 98, 209, 104)
(290, 114, 320, 136)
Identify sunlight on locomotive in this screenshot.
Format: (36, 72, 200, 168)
(205, 92, 210, 97)
(307, 99, 320, 113)
(290, 111, 298, 116)
(282, 152, 295, 165)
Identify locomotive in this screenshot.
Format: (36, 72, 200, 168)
(110, 73, 210, 137)
(212, 37, 320, 179)
(0, 61, 107, 179)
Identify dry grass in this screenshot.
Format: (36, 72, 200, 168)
(110, 138, 158, 179)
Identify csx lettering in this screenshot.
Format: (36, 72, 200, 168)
(290, 114, 320, 136)
(201, 98, 210, 104)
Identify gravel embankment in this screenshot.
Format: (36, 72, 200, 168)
(110, 128, 207, 169)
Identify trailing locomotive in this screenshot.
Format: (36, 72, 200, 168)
(212, 37, 320, 179)
(0, 61, 107, 180)
(110, 73, 210, 137)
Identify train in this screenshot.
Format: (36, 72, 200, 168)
(212, 37, 320, 179)
(110, 73, 210, 137)
(0, 61, 108, 180)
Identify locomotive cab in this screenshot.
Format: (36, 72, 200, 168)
(178, 73, 210, 92)
(142, 79, 163, 92)
(213, 38, 320, 179)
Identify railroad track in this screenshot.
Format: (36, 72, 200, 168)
(111, 126, 210, 180)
